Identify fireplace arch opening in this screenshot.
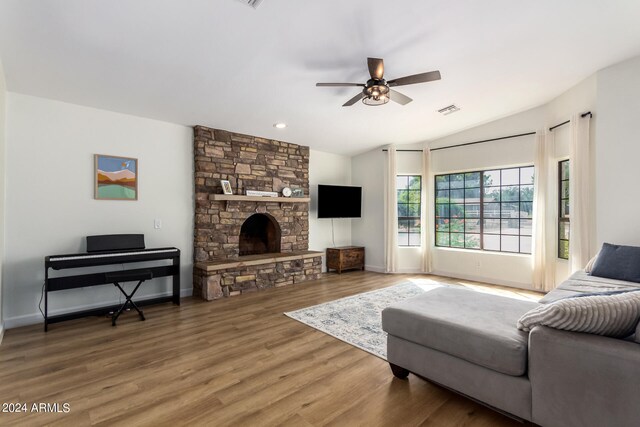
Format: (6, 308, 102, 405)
(239, 213, 281, 256)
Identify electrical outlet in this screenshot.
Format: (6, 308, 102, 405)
(154, 218, 162, 229)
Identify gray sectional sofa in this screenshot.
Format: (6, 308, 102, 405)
(381, 271, 640, 427)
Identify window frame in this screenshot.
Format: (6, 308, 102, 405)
(558, 159, 570, 260)
(434, 166, 534, 254)
(397, 175, 422, 247)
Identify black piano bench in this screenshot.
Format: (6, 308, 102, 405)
(105, 270, 153, 326)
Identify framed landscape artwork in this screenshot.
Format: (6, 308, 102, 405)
(95, 154, 138, 200)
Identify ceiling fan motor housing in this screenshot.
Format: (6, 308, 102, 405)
(362, 79, 390, 105)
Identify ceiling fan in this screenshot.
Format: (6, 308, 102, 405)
(316, 57, 441, 107)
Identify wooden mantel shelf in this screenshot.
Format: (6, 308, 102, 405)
(210, 194, 310, 205)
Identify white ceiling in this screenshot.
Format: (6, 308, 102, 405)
(2, 0, 640, 156)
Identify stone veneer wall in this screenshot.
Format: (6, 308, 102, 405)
(194, 257, 323, 300)
(193, 126, 310, 262)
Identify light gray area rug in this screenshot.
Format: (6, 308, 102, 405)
(284, 280, 448, 360)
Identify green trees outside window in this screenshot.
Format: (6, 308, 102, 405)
(397, 175, 422, 247)
(558, 160, 570, 259)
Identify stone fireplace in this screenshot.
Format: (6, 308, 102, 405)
(192, 126, 323, 300)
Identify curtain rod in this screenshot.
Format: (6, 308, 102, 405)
(381, 111, 593, 153)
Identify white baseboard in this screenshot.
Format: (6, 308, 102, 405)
(0, 322, 4, 345)
(364, 265, 385, 273)
(430, 270, 533, 291)
(4, 288, 194, 330)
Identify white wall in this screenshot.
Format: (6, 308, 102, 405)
(595, 56, 640, 248)
(351, 148, 385, 271)
(0, 59, 7, 341)
(309, 149, 352, 271)
(3, 93, 194, 328)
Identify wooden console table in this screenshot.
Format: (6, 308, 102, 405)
(326, 246, 365, 274)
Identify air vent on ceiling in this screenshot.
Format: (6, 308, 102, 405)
(235, 0, 264, 9)
(437, 104, 461, 115)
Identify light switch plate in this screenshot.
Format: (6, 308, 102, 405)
(154, 219, 162, 229)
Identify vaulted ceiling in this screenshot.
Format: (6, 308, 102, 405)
(1, 0, 640, 155)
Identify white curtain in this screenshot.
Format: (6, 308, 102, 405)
(569, 113, 591, 273)
(532, 131, 556, 291)
(421, 144, 433, 273)
(384, 145, 398, 273)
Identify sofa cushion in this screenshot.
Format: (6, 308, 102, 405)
(540, 270, 640, 303)
(518, 290, 640, 338)
(590, 243, 640, 283)
(381, 287, 538, 376)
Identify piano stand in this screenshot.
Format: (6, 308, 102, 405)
(106, 270, 153, 326)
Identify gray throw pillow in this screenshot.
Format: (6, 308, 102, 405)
(517, 290, 640, 338)
(590, 243, 640, 283)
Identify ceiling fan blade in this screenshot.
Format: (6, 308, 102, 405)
(388, 70, 441, 87)
(342, 92, 365, 107)
(367, 57, 384, 80)
(316, 83, 365, 87)
(388, 89, 413, 105)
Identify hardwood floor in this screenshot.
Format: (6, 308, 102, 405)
(0, 272, 541, 426)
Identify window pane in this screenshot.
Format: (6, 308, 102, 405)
(408, 190, 421, 204)
(559, 221, 570, 240)
(561, 200, 570, 217)
(398, 219, 409, 232)
(483, 187, 500, 203)
(450, 204, 464, 218)
(520, 202, 533, 218)
(409, 176, 421, 190)
(398, 232, 409, 246)
(397, 190, 408, 203)
(450, 233, 465, 248)
(465, 172, 481, 188)
(436, 175, 449, 190)
(501, 219, 520, 235)
(396, 176, 408, 190)
(465, 219, 480, 233)
(465, 234, 481, 249)
(501, 235, 519, 252)
(520, 236, 532, 254)
(483, 234, 500, 251)
(483, 219, 500, 234)
(484, 170, 500, 187)
(559, 240, 569, 259)
(501, 202, 519, 218)
(409, 233, 421, 246)
(501, 186, 520, 202)
(450, 174, 465, 189)
(436, 232, 450, 246)
(436, 218, 450, 232)
(436, 189, 449, 203)
(398, 204, 408, 217)
(520, 219, 532, 236)
(450, 219, 464, 233)
(407, 204, 420, 217)
(409, 219, 421, 232)
(436, 204, 449, 218)
(561, 161, 570, 180)
(450, 189, 465, 203)
(465, 204, 480, 218)
(520, 167, 535, 185)
(483, 203, 500, 218)
(465, 188, 480, 203)
(520, 185, 534, 202)
(502, 168, 520, 186)
(562, 181, 570, 199)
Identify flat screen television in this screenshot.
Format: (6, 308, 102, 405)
(317, 185, 362, 218)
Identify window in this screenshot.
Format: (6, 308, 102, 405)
(558, 160, 570, 259)
(397, 175, 421, 247)
(435, 166, 534, 254)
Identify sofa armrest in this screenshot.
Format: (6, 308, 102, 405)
(529, 326, 640, 427)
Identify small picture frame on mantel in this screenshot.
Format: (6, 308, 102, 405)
(220, 180, 233, 195)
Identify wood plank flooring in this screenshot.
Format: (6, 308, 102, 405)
(0, 271, 541, 426)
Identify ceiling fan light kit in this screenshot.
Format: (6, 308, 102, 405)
(316, 57, 441, 107)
